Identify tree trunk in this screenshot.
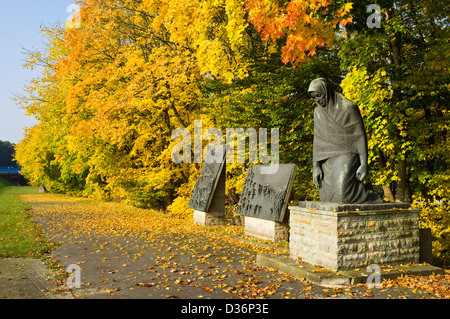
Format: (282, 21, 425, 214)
(39, 185, 48, 194)
(388, 6, 409, 203)
(395, 156, 408, 202)
(377, 150, 395, 202)
(228, 188, 238, 206)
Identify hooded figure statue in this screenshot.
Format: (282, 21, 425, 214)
(308, 78, 383, 204)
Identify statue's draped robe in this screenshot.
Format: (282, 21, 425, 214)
(309, 78, 383, 204)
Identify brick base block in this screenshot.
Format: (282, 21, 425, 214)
(289, 204, 420, 271)
(193, 210, 226, 226)
(244, 216, 289, 242)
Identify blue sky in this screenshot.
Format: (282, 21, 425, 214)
(0, 1, 77, 144)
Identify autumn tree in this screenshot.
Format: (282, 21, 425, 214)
(338, 0, 449, 203)
(0, 140, 18, 167)
(197, 0, 353, 205)
(14, 26, 83, 193)
(200, 38, 343, 203)
(334, 0, 449, 264)
(245, 0, 353, 66)
(16, 0, 256, 210)
(245, 0, 448, 203)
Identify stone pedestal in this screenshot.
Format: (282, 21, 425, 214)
(289, 202, 420, 271)
(193, 210, 226, 226)
(244, 216, 289, 242)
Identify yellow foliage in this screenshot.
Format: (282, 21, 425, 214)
(167, 196, 193, 219)
(413, 195, 450, 266)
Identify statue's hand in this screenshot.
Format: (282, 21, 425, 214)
(356, 165, 367, 181)
(313, 166, 323, 189)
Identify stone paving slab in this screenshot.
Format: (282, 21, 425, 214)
(0, 258, 61, 299)
(256, 254, 444, 287)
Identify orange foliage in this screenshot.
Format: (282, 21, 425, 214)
(245, 0, 352, 66)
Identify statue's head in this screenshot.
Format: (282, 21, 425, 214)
(309, 91, 326, 107)
(308, 78, 335, 108)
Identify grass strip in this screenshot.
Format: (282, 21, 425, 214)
(0, 178, 55, 258)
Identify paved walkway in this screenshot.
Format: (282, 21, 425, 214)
(0, 258, 67, 299)
(1, 234, 441, 300)
(1, 197, 447, 300)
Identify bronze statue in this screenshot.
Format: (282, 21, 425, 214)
(308, 78, 383, 204)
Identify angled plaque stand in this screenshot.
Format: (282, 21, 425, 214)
(189, 156, 226, 226)
(236, 164, 297, 241)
